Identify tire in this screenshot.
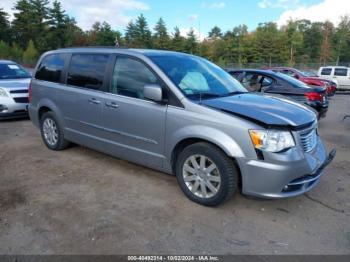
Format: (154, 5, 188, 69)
(175, 142, 238, 206)
(40, 111, 69, 151)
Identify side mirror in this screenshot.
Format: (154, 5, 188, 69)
(293, 74, 299, 79)
(143, 84, 163, 102)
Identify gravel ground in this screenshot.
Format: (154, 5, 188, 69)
(0, 94, 349, 255)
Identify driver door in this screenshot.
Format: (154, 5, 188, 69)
(101, 56, 167, 169)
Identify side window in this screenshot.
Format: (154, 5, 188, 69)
(67, 54, 109, 90)
(229, 71, 242, 79)
(111, 57, 159, 100)
(35, 54, 66, 83)
(321, 68, 332, 76)
(334, 68, 348, 76)
(241, 73, 264, 92)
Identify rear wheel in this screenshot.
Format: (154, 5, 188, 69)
(40, 111, 69, 150)
(175, 142, 238, 206)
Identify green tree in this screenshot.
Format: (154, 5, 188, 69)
(134, 14, 152, 48)
(22, 39, 38, 64)
(283, 20, 304, 65)
(47, 0, 67, 48)
(208, 26, 222, 39)
(0, 40, 10, 59)
(12, 0, 33, 48)
(171, 27, 185, 52)
(153, 17, 170, 49)
(184, 28, 198, 54)
(334, 16, 350, 64)
(0, 8, 12, 43)
(125, 20, 137, 47)
(10, 43, 24, 61)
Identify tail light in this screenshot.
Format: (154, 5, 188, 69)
(28, 79, 32, 103)
(305, 92, 323, 102)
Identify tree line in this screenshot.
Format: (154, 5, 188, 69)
(1, 0, 350, 67)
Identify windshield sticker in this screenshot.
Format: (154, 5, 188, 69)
(8, 65, 20, 70)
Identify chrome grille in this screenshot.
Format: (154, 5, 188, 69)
(300, 128, 317, 152)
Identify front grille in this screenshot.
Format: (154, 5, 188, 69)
(10, 89, 28, 94)
(13, 97, 29, 103)
(300, 128, 317, 152)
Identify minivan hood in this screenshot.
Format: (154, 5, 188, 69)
(200, 93, 316, 128)
(0, 78, 31, 90)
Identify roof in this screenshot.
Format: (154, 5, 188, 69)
(0, 60, 16, 64)
(47, 47, 191, 58)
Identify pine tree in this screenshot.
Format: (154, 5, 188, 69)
(48, 0, 67, 48)
(208, 26, 222, 39)
(153, 17, 170, 49)
(0, 8, 11, 43)
(22, 39, 38, 64)
(12, 0, 33, 48)
(134, 14, 152, 48)
(171, 27, 185, 52)
(0, 40, 10, 59)
(125, 21, 137, 47)
(184, 28, 198, 54)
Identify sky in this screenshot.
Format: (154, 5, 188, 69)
(2, 0, 350, 39)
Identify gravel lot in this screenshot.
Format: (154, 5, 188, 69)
(0, 94, 349, 255)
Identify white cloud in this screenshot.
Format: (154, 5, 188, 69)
(1, 0, 149, 30)
(201, 2, 226, 9)
(258, 0, 300, 9)
(180, 27, 206, 41)
(277, 0, 350, 26)
(188, 14, 199, 21)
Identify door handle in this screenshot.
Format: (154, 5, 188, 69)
(105, 102, 119, 109)
(89, 98, 101, 105)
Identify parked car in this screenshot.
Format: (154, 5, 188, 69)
(227, 69, 329, 119)
(29, 48, 335, 206)
(0, 60, 31, 119)
(270, 67, 337, 96)
(318, 66, 350, 90)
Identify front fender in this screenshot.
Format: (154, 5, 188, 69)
(167, 125, 245, 159)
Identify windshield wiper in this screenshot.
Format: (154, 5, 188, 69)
(220, 91, 246, 97)
(187, 92, 221, 99)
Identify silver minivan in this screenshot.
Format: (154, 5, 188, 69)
(29, 48, 336, 206)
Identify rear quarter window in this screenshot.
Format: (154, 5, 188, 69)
(321, 68, 332, 76)
(334, 68, 348, 76)
(35, 53, 66, 83)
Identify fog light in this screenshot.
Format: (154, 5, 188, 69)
(0, 105, 8, 112)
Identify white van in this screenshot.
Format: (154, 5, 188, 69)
(318, 66, 350, 90)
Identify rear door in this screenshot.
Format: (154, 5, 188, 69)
(61, 53, 111, 141)
(100, 55, 167, 168)
(333, 68, 350, 88)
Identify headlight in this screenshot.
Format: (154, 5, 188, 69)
(0, 88, 8, 97)
(249, 129, 295, 153)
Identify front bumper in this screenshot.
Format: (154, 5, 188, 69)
(0, 96, 28, 120)
(237, 137, 336, 199)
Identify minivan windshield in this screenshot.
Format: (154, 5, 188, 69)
(148, 54, 248, 99)
(0, 63, 31, 80)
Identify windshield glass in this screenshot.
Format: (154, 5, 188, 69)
(148, 54, 247, 99)
(0, 63, 31, 79)
(301, 70, 318, 77)
(276, 72, 310, 88)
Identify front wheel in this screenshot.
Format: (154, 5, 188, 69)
(175, 142, 238, 206)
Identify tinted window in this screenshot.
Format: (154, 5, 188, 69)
(321, 68, 332, 75)
(35, 54, 65, 83)
(67, 54, 109, 90)
(334, 68, 348, 76)
(111, 57, 159, 99)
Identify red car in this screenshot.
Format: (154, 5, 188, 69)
(270, 67, 337, 96)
